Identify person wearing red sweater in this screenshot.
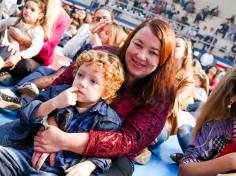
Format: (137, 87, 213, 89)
(31, 18, 177, 175)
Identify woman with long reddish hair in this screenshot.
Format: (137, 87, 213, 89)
(0, 18, 177, 176)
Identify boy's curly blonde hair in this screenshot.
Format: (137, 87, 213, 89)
(73, 50, 125, 104)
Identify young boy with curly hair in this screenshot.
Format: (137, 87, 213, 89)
(0, 50, 125, 176)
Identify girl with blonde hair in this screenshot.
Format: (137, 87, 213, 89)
(153, 36, 194, 139)
(150, 36, 195, 164)
(108, 22, 127, 47)
(0, 0, 46, 71)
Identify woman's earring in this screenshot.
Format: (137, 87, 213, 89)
(228, 100, 234, 109)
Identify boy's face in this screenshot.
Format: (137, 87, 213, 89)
(72, 63, 105, 105)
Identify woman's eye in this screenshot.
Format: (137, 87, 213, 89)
(134, 42, 142, 48)
(150, 51, 158, 56)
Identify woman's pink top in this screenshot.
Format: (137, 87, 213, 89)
(36, 12, 70, 66)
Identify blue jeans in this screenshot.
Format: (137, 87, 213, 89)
(0, 146, 62, 175)
(11, 66, 55, 92)
(177, 124, 193, 152)
(149, 126, 169, 149)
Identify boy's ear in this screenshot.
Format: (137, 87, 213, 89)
(101, 89, 110, 100)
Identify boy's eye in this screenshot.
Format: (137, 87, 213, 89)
(91, 79, 97, 84)
(77, 73, 83, 77)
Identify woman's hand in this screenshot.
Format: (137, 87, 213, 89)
(34, 125, 66, 153)
(226, 153, 236, 170)
(90, 19, 110, 34)
(65, 161, 96, 176)
(32, 152, 56, 170)
(3, 55, 21, 68)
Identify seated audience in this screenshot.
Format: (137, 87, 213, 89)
(0, 0, 70, 85)
(0, 0, 46, 85)
(150, 36, 194, 157)
(179, 64, 236, 176)
(0, 18, 178, 176)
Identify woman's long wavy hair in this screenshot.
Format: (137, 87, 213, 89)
(108, 23, 127, 47)
(176, 36, 192, 74)
(118, 18, 177, 110)
(192, 65, 236, 138)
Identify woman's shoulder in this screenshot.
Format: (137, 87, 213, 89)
(177, 70, 194, 83)
(57, 9, 71, 23)
(32, 25, 44, 33)
(204, 118, 232, 127)
(198, 118, 232, 138)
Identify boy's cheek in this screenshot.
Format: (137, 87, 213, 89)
(72, 80, 78, 87)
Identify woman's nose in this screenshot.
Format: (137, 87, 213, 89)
(137, 49, 147, 61)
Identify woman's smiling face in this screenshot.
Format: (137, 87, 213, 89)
(125, 26, 161, 80)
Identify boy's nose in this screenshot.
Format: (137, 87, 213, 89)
(78, 79, 87, 88)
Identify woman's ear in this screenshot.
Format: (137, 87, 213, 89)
(38, 12, 44, 20)
(231, 94, 236, 102)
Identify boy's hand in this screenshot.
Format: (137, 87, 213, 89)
(32, 152, 56, 170)
(65, 161, 96, 176)
(52, 87, 78, 109)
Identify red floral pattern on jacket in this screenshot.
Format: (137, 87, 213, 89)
(84, 96, 170, 159)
